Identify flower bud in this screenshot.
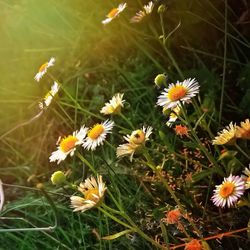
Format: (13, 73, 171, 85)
(158, 4, 166, 14)
(154, 73, 167, 87)
(51, 171, 66, 185)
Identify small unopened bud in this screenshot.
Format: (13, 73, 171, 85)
(154, 73, 167, 87)
(158, 4, 166, 14)
(51, 171, 66, 185)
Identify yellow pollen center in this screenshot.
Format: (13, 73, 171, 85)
(44, 91, 52, 100)
(84, 188, 99, 202)
(168, 85, 187, 101)
(130, 130, 146, 144)
(39, 62, 48, 72)
(59, 136, 78, 153)
(247, 176, 250, 182)
(88, 124, 104, 140)
(219, 182, 235, 198)
(107, 8, 119, 18)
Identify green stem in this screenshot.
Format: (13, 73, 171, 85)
(119, 113, 134, 129)
(76, 152, 97, 174)
(143, 151, 202, 238)
(218, 0, 228, 125)
(234, 143, 250, 160)
(180, 103, 223, 176)
(157, 15, 184, 80)
(98, 207, 133, 230)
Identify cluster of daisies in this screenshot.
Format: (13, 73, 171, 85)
(102, 1, 154, 25)
(34, 54, 250, 215)
(55, 75, 202, 212)
(210, 119, 250, 208)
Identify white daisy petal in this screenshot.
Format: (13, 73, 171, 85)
(157, 78, 199, 109)
(100, 93, 125, 115)
(34, 57, 56, 82)
(49, 125, 87, 164)
(83, 120, 114, 151)
(102, 3, 127, 25)
(70, 175, 107, 213)
(117, 126, 152, 161)
(211, 174, 245, 208)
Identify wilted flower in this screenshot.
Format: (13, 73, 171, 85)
(83, 120, 114, 151)
(34, 57, 55, 82)
(39, 81, 60, 109)
(51, 171, 66, 185)
(212, 122, 237, 145)
(130, 1, 154, 23)
(100, 93, 125, 115)
(49, 126, 87, 164)
(117, 126, 152, 161)
(165, 209, 182, 224)
(70, 175, 107, 212)
(174, 124, 189, 137)
(211, 174, 245, 208)
(157, 78, 199, 109)
(236, 118, 250, 140)
(185, 239, 202, 250)
(102, 3, 127, 25)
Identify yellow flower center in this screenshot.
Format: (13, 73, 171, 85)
(59, 136, 78, 153)
(44, 91, 52, 100)
(219, 182, 235, 198)
(84, 188, 99, 203)
(247, 176, 250, 183)
(88, 124, 104, 140)
(168, 85, 187, 101)
(107, 8, 119, 18)
(39, 62, 48, 72)
(130, 130, 146, 144)
(108, 105, 121, 114)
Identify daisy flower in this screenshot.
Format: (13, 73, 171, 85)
(130, 1, 154, 23)
(174, 125, 189, 138)
(34, 57, 55, 82)
(211, 174, 245, 208)
(157, 78, 199, 109)
(242, 166, 250, 189)
(49, 126, 87, 164)
(83, 120, 114, 151)
(212, 122, 237, 145)
(116, 142, 140, 162)
(100, 93, 125, 115)
(39, 81, 60, 109)
(102, 3, 127, 25)
(117, 126, 152, 161)
(70, 175, 107, 212)
(185, 239, 202, 250)
(166, 106, 181, 127)
(236, 118, 250, 140)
